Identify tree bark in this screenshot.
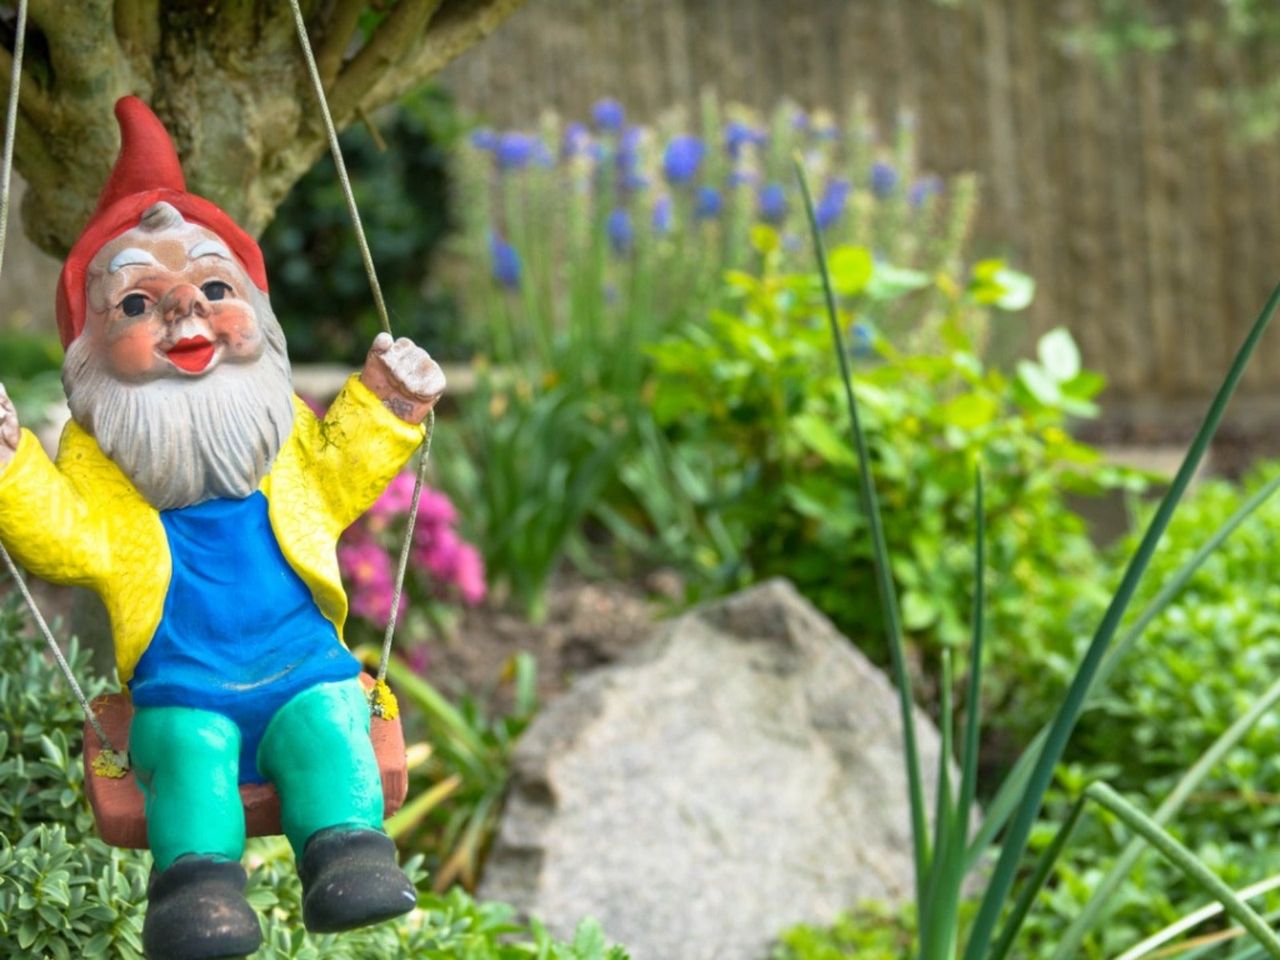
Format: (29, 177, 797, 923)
(0, 0, 527, 256)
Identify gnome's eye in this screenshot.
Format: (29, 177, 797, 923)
(202, 281, 232, 301)
(121, 294, 148, 317)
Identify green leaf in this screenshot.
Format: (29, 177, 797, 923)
(828, 246, 874, 297)
(939, 393, 998, 430)
(1038, 328, 1082, 382)
(992, 267, 1036, 311)
(1016, 360, 1063, 406)
(867, 263, 931, 301)
(791, 413, 859, 468)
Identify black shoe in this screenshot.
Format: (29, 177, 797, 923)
(298, 827, 417, 934)
(142, 856, 262, 960)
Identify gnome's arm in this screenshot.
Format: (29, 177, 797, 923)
(0, 404, 110, 589)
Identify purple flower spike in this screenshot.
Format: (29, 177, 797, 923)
(562, 122, 590, 160)
(593, 98, 626, 132)
(489, 233, 521, 289)
(662, 135, 705, 184)
(758, 183, 787, 224)
(607, 208, 634, 255)
(470, 128, 498, 151)
(695, 186, 722, 219)
(725, 121, 764, 159)
(653, 195, 673, 234)
(496, 132, 538, 171)
(815, 179, 851, 230)
(870, 162, 899, 197)
(909, 175, 943, 208)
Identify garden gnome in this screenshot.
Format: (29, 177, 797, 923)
(0, 97, 444, 960)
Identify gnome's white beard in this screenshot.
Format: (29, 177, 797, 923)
(63, 310, 296, 511)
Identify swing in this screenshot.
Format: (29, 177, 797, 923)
(0, 0, 431, 851)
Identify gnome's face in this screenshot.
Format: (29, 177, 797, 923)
(83, 206, 266, 382)
(63, 202, 296, 511)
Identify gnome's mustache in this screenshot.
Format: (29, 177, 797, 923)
(63, 307, 295, 511)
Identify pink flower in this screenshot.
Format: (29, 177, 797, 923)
(339, 541, 396, 625)
(302, 395, 328, 418)
(417, 489, 459, 528)
(414, 527, 461, 581)
(370, 472, 419, 518)
(453, 543, 487, 605)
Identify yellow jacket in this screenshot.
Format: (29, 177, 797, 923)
(0, 375, 424, 682)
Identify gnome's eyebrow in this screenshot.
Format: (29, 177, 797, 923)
(107, 248, 158, 273)
(189, 239, 232, 261)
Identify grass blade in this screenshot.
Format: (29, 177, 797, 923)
(1083, 782, 1280, 959)
(987, 796, 1087, 960)
(962, 283, 1280, 960)
(1115, 874, 1280, 960)
(1052, 671, 1280, 958)
(958, 468, 985, 838)
(920, 648, 960, 960)
(795, 154, 929, 902)
(965, 472, 1280, 871)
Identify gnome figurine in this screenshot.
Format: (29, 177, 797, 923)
(0, 98, 444, 959)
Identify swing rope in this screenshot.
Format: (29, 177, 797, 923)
(0, 0, 127, 774)
(289, 0, 436, 715)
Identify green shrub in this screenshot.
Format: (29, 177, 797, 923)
(0, 595, 628, 958)
(642, 250, 1135, 731)
(1016, 462, 1280, 957)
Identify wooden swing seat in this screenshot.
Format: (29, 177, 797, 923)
(82, 673, 408, 849)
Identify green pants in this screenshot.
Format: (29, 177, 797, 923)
(130, 679, 384, 871)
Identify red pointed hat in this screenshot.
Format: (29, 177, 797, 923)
(55, 96, 268, 348)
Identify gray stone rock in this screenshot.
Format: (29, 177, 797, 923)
(479, 579, 955, 960)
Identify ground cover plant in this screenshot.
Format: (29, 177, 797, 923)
(0, 595, 627, 959)
(770, 159, 1280, 960)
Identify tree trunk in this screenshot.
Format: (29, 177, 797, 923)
(3, 0, 526, 255)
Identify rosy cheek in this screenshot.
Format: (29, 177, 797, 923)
(106, 325, 164, 379)
(209, 303, 263, 357)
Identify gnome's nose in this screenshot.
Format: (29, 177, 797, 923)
(160, 283, 206, 325)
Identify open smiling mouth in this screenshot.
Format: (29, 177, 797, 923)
(166, 336, 217, 373)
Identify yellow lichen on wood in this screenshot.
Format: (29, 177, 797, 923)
(370, 679, 399, 720)
(92, 749, 129, 779)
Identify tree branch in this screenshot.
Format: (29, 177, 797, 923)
(29, 0, 126, 92)
(112, 0, 159, 88)
(358, 0, 528, 114)
(0, 31, 53, 126)
(327, 0, 444, 124)
(314, 0, 364, 89)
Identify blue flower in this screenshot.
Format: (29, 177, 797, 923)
(758, 183, 787, 224)
(870, 162, 898, 197)
(607, 208, 634, 255)
(562, 122, 590, 160)
(470, 128, 498, 151)
(489, 233, 521, 289)
(662, 135, 705, 184)
(909, 176, 943, 208)
(593, 98, 625, 132)
(695, 186, 722, 219)
(653, 195, 672, 234)
(532, 142, 555, 168)
(852, 322, 876, 358)
(815, 179, 851, 230)
(619, 171, 650, 194)
(725, 122, 764, 159)
(496, 133, 538, 171)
